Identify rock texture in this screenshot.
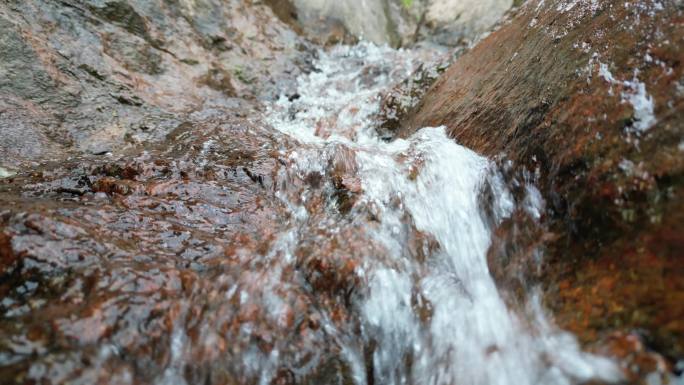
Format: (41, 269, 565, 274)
(396, 0, 684, 378)
(1, 0, 683, 383)
(0, 118, 300, 384)
(288, 0, 513, 47)
(0, 0, 312, 169)
(0, 2, 340, 383)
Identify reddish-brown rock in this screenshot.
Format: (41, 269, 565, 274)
(0, 0, 313, 168)
(398, 0, 684, 370)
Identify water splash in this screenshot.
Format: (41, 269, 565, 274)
(266, 42, 623, 385)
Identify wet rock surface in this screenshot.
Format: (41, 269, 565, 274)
(0, 1, 338, 383)
(0, 6, 441, 380)
(278, 0, 514, 48)
(1, 119, 285, 383)
(398, 0, 684, 379)
(0, 0, 312, 169)
(1, 0, 682, 384)
(0, 113, 389, 384)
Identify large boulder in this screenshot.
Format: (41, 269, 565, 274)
(394, 0, 684, 375)
(0, 116, 361, 384)
(0, 0, 312, 169)
(285, 0, 513, 47)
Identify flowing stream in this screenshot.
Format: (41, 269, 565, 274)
(0, 41, 630, 385)
(262, 42, 623, 385)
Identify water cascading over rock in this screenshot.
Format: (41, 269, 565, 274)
(0, 0, 682, 384)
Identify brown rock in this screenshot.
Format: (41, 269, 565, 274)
(399, 0, 684, 368)
(0, 0, 313, 168)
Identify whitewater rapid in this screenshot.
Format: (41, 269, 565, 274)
(264, 42, 622, 385)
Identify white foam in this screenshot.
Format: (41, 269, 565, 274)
(622, 79, 656, 132)
(266, 42, 623, 385)
(596, 61, 657, 132)
(0, 166, 16, 178)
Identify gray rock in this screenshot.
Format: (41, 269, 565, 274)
(0, 0, 313, 167)
(289, 0, 513, 47)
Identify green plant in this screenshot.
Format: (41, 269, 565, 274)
(401, 0, 413, 9)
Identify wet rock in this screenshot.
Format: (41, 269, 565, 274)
(290, 0, 392, 45)
(420, 0, 513, 46)
(266, 0, 358, 46)
(0, 0, 312, 169)
(300, 356, 355, 385)
(4, 0, 681, 383)
(287, 0, 514, 47)
(377, 48, 463, 139)
(400, 0, 684, 375)
(0, 97, 66, 167)
(0, 117, 344, 384)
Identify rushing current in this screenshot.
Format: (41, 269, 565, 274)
(263, 43, 623, 385)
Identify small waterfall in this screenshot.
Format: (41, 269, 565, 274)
(265, 42, 623, 385)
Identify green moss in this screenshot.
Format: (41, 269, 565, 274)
(180, 58, 200, 65)
(233, 65, 254, 84)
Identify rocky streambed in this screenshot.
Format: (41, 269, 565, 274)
(0, 1, 683, 385)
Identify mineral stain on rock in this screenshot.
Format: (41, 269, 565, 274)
(0, 0, 682, 385)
